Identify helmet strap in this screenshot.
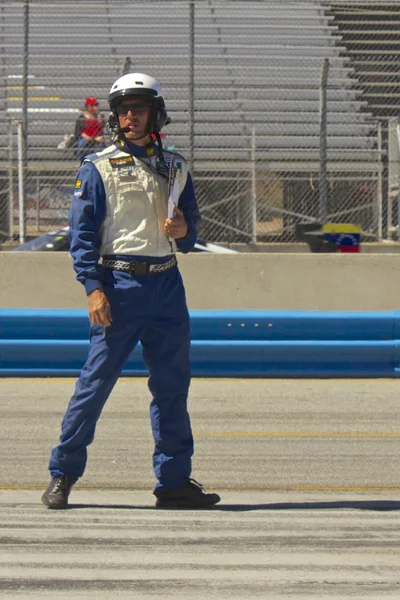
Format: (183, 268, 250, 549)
(154, 131, 167, 168)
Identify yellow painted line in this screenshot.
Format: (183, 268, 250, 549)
(273, 486, 400, 492)
(8, 96, 61, 101)
(1, 485, 48, 490)
(1, 485, 400, 492)
(204, 379, 397, 384)
(7, 85, 43, 90)
(195, 431, 400, 438)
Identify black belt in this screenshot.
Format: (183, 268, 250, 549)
(102, 255, 177, 276)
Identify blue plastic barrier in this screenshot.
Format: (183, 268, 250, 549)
(1, 309, 400, 377)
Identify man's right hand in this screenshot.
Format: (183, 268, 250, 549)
(88, 289, 112, 327)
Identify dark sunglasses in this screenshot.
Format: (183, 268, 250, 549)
(116, 102, 151, 115)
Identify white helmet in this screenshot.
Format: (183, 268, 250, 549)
(108, 72, 170, 134)
(109, 72, 162, 106)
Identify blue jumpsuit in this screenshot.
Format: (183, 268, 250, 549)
(48, 142, 200, 494)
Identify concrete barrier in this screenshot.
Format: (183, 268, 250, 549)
(1, 252, 400, 311)
(1, 309, 399, 378)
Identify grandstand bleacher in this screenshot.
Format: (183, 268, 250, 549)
(325, 0, 400, 120)
(0, 0, 378, 167)
(0, 0, 387, 244)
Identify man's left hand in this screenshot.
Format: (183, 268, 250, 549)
(164, 206, 188, 239)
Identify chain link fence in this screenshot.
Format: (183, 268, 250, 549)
(194, 123, 382, 244)
(195, 165, 382, 244)
(0, 0, 398, 246)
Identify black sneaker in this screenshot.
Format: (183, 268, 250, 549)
(41, 475, 72, 509)
(155, 478, 221, 509)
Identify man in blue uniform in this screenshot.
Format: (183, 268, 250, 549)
(42, 73, 220, 510)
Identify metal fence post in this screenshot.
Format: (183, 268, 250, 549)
(251, 125, 257, 244)
(319, 58, 329, 223)
(17, 122, 26, 243)
(396, 120, 400, 241)
(18, 0, 29, 243)
(36, 175, 40, 232)
(188, 0, 195, 173)
(376, 121, 383, 241)
(387, 118, 399, 241)
(8, 118, 14, 239)
(22, 0, 29, 166)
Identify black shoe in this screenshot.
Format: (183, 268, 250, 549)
(41, 475, 72, 509)
(155, 478, 221, 509)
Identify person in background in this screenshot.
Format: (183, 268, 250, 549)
(75, 97, 106, 160)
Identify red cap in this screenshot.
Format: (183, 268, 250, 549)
(85, 97, 98, 106)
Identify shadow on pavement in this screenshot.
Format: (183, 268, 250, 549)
(67, 500, 400, 511)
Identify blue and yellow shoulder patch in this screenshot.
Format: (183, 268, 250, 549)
(75, 179, 82, 189)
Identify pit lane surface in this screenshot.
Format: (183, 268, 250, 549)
(0, 379, 399, 598)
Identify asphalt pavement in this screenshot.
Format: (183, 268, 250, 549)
(0, 378, 399, 599)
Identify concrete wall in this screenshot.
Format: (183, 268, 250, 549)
(1, 252, 399, 311)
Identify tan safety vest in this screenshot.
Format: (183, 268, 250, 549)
(86, 143, 188, 257)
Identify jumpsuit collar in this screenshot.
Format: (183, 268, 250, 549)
(115, 137, 158, 159)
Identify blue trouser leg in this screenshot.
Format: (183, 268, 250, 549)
(49, 266, 193, 492)
(141, 270, 193, 494)
(49, 320, 142, 482)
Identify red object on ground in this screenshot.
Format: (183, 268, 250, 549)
(339, 246, 360, 253)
